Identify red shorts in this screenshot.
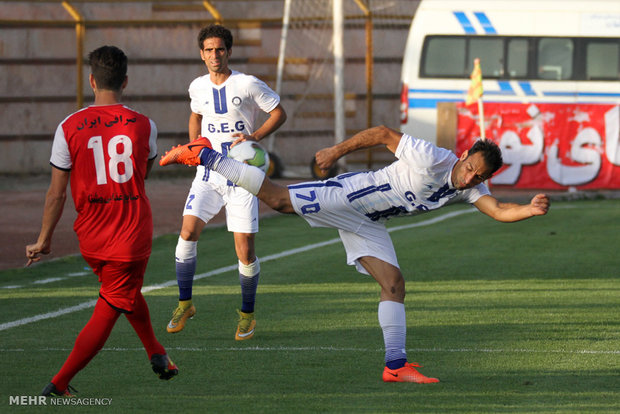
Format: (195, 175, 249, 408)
(84, 257, 148, 313)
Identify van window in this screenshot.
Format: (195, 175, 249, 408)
(421, 35, 619, 81)
(469, 37, 503, 76)
(423, 37, 466, 76)
(507, 38, 528, 77)
(538, 38, 573, 80)
(586, 41, 619, 80)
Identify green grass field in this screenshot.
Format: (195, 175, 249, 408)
(1, 199, 619, 413)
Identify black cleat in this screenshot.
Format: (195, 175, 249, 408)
(150, 354, 178, 380)
(41, 382, 77, 397)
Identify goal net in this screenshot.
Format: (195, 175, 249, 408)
(270, 0, 418, 177)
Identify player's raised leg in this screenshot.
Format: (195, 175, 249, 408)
(160, 138, 294, 213)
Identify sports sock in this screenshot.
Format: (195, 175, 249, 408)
(199, 147, 224, 170)
(238, 258, 260, 313)
(378, 301, 407, 369)
(200, 148, 265, 195)
(175, 237, 197, 301)
(125, 292, 166, 359)
(386, 358, 407, 370)
(51, 297, 120, 391)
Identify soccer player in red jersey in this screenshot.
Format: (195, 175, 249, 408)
(26, 46, 178, 397)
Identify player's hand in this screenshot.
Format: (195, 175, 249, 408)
(315, 147, 339, 171)
(230, 133, 256, 148)
(530, 193, 550, 216)
(25, 241, 50, 267)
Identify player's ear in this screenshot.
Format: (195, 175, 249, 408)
(121, 76, 128, 90)
(460, 150, 469, 161)
(89, 74, 97, 91)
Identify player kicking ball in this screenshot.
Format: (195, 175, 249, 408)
(159, 126, 549, 383)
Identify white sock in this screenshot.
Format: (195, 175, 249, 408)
(378, 301, 407, 364)
(175, 236, 197, 262)
(213, 157, 265, 196)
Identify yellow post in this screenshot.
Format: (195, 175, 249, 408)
(202, 1, 223, 24)
(62, 1, 85, 109)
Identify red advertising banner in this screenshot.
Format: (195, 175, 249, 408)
(456, 103, 620, 189)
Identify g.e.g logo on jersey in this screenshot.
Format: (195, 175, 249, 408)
(206, 121, 245, 134)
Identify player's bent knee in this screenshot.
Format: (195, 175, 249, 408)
(268, 194, 295, 214)
(381, 273, 405, 301)
(179, 217, 204, 241)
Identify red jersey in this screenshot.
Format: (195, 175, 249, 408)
(50, 104, 157, 261)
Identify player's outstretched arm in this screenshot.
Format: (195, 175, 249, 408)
(473, 193, 550, 223)
(314, 125, 402, 172)
(25, 167, 70, 266)
(527, 193, 551, 216)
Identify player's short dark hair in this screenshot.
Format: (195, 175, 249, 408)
(197, 24, 233, 50)
(468, 139, 503, 175)
(88, 46, 127, 91)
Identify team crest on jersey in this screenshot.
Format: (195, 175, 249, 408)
(232, 96, 242, 107)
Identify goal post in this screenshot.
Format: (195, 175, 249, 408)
(271, 0, 417, 177)
(333, 0, 346, 171)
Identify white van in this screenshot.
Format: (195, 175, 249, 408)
(400, 0, 620, 145)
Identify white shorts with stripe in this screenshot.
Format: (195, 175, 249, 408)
(288, 180, 399, 275)
(183, 175, 259, 233)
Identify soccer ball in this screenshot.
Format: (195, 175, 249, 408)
(228, 141, 270, 173)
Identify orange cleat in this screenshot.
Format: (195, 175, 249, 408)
(382, 362, 439, 383)
(159, 136, 212, 167)
(235, 310, 256, 341)
(167, 303, 196, 333)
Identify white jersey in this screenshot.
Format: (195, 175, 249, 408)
(338, 134, 489, 222)
(288, 133, 490, 273)
(189, 70, 280, 185)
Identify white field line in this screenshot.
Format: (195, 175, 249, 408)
(1, 209, 475, 332)
(4, 205, 581, 290)
(3, 203, 581, 291)
(2, 271, 90, 289)
(0, 345, 617, 355)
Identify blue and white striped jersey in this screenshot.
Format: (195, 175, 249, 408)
(337, 134, 489, 221)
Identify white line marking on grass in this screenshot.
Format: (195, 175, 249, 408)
(33, 277, 66, 285)
(0, 208, 474, 332)
(1, 271, 89, 290)
(0, 345, 617, 355)
(0, 300, 98, 331)
(387, 208, 474, 233)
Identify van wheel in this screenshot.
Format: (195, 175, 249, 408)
(266, 152, 283, 178)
